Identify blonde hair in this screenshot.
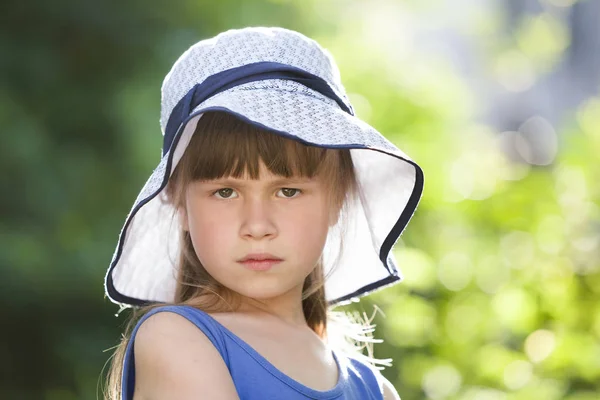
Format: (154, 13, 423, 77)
(103, 111, 390, 400)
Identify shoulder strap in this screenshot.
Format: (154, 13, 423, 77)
(345, 356, 385, 399)
(121, 305, 229, 400)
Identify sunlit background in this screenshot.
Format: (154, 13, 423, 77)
(2, 0, 599, 399)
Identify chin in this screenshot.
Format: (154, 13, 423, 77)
(231, 280, 302, 301)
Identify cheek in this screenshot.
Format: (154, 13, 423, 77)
(283, 200, 331, 246)
(186, 207, 235, 259)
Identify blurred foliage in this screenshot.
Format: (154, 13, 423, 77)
(1, 0, 598, 399)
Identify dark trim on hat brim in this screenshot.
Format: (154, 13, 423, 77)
(380, 156, 424, 272)
(105, 106, 424, 308)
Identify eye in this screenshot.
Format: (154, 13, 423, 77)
(278, 188, 301, 198)
(213, 188, 237, 199)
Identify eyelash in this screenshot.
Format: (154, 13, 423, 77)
(211, 188, 302, 199)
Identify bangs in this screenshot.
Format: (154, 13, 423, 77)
(183, 111, 337, 181)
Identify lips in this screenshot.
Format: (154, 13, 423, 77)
(237, 253, 283, 272)
(238, 253, 283, 262)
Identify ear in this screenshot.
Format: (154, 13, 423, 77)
(178, 207, 189, 231)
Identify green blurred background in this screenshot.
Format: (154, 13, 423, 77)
(2, 0, 599, 399)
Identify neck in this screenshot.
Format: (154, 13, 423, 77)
(237, 284, 307, 327)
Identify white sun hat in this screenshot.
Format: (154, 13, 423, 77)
(104, 27, 424, 308)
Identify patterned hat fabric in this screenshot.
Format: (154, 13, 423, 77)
(104, 27, 424, 308)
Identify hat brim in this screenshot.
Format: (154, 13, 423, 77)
(105, 82, 424, 308)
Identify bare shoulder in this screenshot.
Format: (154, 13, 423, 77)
(379, 371, 401, 400)
(133, 311, 240, 400)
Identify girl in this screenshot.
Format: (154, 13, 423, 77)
(104, 27, 423, 399)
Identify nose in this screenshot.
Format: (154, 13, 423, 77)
(239, 197, 277, 240)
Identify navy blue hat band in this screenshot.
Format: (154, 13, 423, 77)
(163, 61, 354, 156)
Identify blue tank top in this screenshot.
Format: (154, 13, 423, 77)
(122, 305, 385, 399)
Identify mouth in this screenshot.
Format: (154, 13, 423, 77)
(237, 253, 283, 262)
(237, 253, 283, 271)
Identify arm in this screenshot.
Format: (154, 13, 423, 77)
(132, 311, 240, 400)
(381, 373, 401, 400)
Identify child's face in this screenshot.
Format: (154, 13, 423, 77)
(180, 161, 336, 304)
